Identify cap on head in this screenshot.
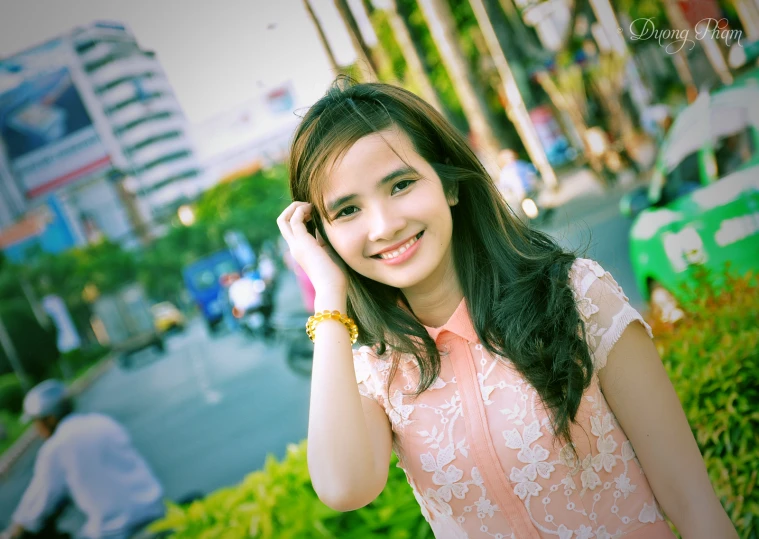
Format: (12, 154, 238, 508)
(22, 379, 68, 423)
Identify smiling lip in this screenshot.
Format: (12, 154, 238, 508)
(371, 232, 424, 265)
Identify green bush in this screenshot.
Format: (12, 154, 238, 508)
(0, 373, 24, 414)
(651, 270, 759, 539)
(150, 440, 433, 539)
(0, 299, 60, 384)
(0, 409, 28, 455)
(60, 345, 110, 380)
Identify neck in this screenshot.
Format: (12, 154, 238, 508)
(402, 252, 463, 328)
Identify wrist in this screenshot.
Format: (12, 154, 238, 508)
(314, 288, 347, 312)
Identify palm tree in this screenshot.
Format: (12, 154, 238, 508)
(469, 0, 558, 188)
(379, 0, 446, 112)
(417, 0, 502, 166)
(334, 0, 379, 81)
(357, 0, 402, 82)
(303, 0, 340, 75)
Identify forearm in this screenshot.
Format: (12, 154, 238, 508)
(667, 488, 737, 539)
(307, 291, 380, 508)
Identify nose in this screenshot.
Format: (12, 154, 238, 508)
(366, 203, 406, 243)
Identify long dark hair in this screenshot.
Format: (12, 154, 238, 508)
(289, 78, 593, 448)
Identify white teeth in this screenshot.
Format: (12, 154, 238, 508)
(378, 235, 419, 260)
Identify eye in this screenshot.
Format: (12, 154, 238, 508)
(391, 179, 415, 194)
(335, 205, 359, 219)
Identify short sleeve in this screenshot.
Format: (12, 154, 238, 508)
(569, 258, 653, 371)
(353, 345, 382, 402)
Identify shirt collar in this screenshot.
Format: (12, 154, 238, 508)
(423, 297, 479, 344)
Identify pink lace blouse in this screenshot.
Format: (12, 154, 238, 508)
(353, 259, 676, 539)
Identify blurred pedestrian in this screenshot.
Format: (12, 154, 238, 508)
(496, 148, 539, 202)
(2, 380, 165, 539)
(258, 253, 277, 289)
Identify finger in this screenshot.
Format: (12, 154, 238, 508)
(277, 201, 309, 227)
(277, 201, 310, 242)
(277, 210, 295, 244)
(289, 205, 313, 238)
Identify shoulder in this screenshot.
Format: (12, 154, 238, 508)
(63, 413, 126, 440)
(568, 258, 633, 310)
(569, 258, 653, 371)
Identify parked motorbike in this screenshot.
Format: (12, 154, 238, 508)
(228, 275, 274, 339)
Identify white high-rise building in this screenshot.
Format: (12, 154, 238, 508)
(72, 21, 204, 213)
(0, 21, 205, 256)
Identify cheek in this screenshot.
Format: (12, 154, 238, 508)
(325, 225, 363, 261)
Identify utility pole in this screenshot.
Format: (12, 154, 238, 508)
(468, 0, 558, 189)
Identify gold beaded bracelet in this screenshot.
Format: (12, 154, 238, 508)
(306, 310, 359, 344)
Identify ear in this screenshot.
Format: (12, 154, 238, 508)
(447, 183, 459, 207)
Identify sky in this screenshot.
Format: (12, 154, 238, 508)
(0, 0, 361, 124)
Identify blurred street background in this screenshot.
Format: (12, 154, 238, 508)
(1, 0, 758, 536)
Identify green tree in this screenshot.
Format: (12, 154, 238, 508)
(138, 165, 291, 303)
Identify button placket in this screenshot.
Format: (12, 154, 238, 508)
(448, 334, 540, 539)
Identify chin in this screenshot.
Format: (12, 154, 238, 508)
(370, 262, 439, 291)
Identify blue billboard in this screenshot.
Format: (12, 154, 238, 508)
(0, 40, 110, 199)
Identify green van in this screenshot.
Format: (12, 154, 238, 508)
(621, 83, 759, 321)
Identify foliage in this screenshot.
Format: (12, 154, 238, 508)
(0, 299, 59, 384)
(0, 373, 24, 414)
(0, 409, 28, 455)
(393, 0, 466, 131)
(14, 165, 291, 332)
(150, 440, 433, 539)
(137, 165, 290, 303)
(369, 9, 409, 83)
(650, 269, 759, 538)
(60, 345, 111, 381)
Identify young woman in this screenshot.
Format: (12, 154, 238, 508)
(276, 79, 736, 539)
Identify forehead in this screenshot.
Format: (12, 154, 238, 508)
(323, 128, 419, 198)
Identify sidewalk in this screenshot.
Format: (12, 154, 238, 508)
(539, 166, 644, 226)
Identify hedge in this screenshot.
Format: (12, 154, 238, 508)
(150, 441, 433, 539)
(650, 269, 759, 538)
(0, 373, 24, 414)
(152, 270, 758, 538)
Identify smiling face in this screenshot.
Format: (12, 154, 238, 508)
(321, 128, 457, 294)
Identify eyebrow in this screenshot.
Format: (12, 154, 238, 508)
(326, 165, 417, 214)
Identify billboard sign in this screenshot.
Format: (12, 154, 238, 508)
(0, 40, 110, 199)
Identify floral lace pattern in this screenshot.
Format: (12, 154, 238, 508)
(354, 259, 670, 538)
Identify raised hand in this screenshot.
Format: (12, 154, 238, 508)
(277, 202, 348, 298)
